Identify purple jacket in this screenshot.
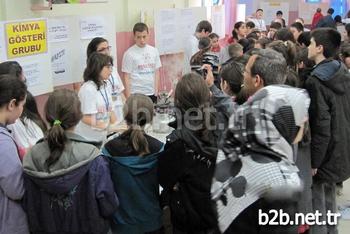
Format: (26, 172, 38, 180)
(0, 126, 29, 234)
(22, 132, 119, 234)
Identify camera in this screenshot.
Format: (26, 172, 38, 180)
(190, 53, 219, 79)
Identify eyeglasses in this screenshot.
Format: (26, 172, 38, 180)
(97, 46, 112, 53)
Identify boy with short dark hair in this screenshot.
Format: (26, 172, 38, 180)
(306, 28, 350, 234)
(290, 22, 304, 42)
(228, 43, 243, 59)
(183, 20, 212, 74)
(249, 9, 267, 32)
(268, 22, 282, 39)
(122, 23, 161, 103)
(316, 8, 336, 28)
(246, 21, 255, 34)
(272, 10, 286, 27)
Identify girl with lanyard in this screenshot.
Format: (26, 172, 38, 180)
(87, 37, 125, 124)
(75, 52, 117, 142)
(0, 74, 29, 234)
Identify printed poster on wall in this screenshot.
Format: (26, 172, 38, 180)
(79, 16, 106, 39)
(48, 18, 70, 43)
(22, 61, 41, 87)
(180, 8, 196, 40)
(155, 7, 206, 55)
(154, 9, 179, 55)
(51, 47, 69, 82)
(5, 19, 48, 59)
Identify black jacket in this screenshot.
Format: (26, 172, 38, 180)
(158, 122, 219, 233)
(305, 59, 350, 183)
(316, 15, 336, 28)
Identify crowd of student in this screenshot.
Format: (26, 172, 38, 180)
(1, 6, 350, 234)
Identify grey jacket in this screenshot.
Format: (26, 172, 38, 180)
(0, 126, 29, 234)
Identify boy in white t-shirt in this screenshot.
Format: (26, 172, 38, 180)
(248, 9, 267, 32)
(122, 23, 161, 103)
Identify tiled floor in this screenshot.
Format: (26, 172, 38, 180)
(338, 179, 350, 234)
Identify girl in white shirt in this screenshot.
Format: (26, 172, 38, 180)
(87, 37, 125, 124)
(10, 92, 46, 159)
(0, 61, 46, 159)
(75, 52, 117, 142)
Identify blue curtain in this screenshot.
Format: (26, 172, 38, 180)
(238, 0, 254, 17)
(330, 0, 347, 17)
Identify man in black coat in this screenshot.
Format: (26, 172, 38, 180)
(306, 28, 350, 234)
(316, 8, 336, 29)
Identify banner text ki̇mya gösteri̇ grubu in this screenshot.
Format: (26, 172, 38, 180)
(5, 19, 47, 59)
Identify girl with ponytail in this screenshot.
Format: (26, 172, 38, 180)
(267, 40, 297, 70)
(190, 37, 212, 66)
(23, 89, 118, 234)
(102, 94, 164, 234)
(232, 21, 247, 42)
(220, 22, 247, 64)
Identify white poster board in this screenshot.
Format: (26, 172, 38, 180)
(298, 2, 328, 25)
(154, 9, 179, 55)
(0, 18, 53, 96)
(236, 4, 246, 23)
(155, 7, 207, 55)
(211, 5, 225, 38)
(48, 15, 116, 87)
(260, 2, 289, 26)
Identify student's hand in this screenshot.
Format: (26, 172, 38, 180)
(202, 64, 214, 87)
(312, 168, 318, 176)
(96, 120, 109, 130)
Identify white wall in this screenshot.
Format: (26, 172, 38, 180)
(1, 0, 188, 32)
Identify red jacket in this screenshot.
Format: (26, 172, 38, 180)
(311, 12, 323, 29)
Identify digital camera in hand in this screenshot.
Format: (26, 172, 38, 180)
(202, 54, 219, 76)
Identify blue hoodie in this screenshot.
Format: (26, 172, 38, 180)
(311, 59, 341, 81)
(102, 145, 163, 234)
